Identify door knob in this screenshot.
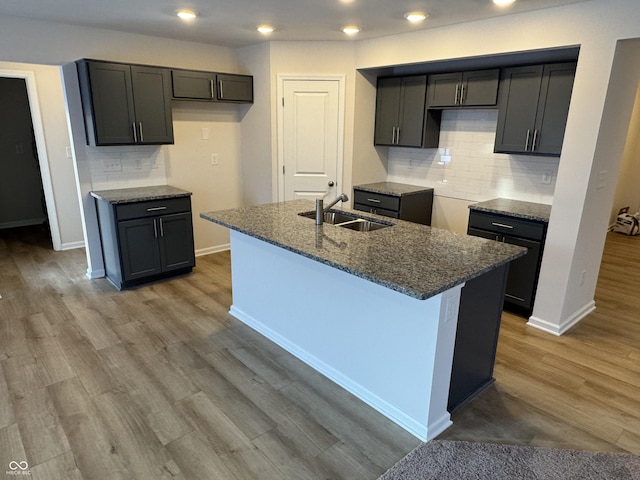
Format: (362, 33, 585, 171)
(328, 181, 335, 187)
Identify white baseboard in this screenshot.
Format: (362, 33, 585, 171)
(527, 300, 596, 335)
(85, 268, 106, 280)
(60, 240, 85, 251)
(196, 244, 230, 257)
(230, 305, 431, 441)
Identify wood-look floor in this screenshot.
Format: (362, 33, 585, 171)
(0, 225, 638, 479)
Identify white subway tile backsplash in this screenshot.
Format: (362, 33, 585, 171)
(85, 145, 168, 191)
(387, 109, 558, 204)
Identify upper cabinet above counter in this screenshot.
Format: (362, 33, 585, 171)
(427, 69, 499, 108)
(373, 59, 576, 157)
(76, 59, 253, 147)
(171, 69, 253, 103)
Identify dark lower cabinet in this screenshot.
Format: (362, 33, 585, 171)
(95, 195, 195, 289)
(353, 185, 433, 225)
(449, 264, 509, 412)
(467, 209, 547, 314)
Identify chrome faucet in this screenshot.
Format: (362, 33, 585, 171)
(316, 193, 348, 225)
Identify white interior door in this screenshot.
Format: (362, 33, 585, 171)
(279, 77, 344, 201)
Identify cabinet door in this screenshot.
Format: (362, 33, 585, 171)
(374, 77, 402, 146)
(427, 72, 461, 107)
(158, 212, 196, 272)
(217, 74, 254, 102)
(172, 70, 216, 99)
(533, 62, 576, 156)
(131, 66, 174, 144)
(397, 75, 427, 147)
(461, 69, 499, 106)
(494, 65, 544, 154)
(85, 61, 136, 145)
(118, 217, 162, 280)
(502, 235, 541, 311)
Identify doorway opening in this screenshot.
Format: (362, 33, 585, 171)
(0, 76, 51, 247)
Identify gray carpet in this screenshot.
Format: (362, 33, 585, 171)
(379, 440, 640, 480)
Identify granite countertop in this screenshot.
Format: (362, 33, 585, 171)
(90, 185, 192, 204)
(201, 200, 525, 300)
(469, 198, 551, 223)
(353, 182, 434, 197)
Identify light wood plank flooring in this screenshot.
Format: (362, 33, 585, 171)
(0, 225, 638, 479)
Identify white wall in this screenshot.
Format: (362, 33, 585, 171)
(354, 0, 640, 333)
(611, 83, 640, 223)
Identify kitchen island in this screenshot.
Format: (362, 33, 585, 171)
(201, 200, 524, 441)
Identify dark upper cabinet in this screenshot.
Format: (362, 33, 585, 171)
(427, 69, 499, 108)
(171, 70, 253, 103)
(172, 70, 217, 100)
(374, 75, 440, 148)
(77, 60, 174, 146)
(217, 74, 253, 103)
(494, 62, 576, 156)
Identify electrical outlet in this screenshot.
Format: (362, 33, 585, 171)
(102, 158, 122, 172)
(541, 171, 552, 185)
(210, 154, 219, 166)
(202, 128, 210, 140)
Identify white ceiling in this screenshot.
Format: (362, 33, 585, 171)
(0, 0, 589, 48)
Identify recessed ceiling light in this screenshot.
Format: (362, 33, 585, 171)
(342, 26, 360, 35)
(257, 25, 275, 34)
(492, 0, 515, 5)
(176, 9, 198, 20)
(404, 12, 428, 23)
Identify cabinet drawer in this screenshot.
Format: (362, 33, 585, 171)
(353, 190, 400, 212)
(115, 197, 191, 220)
(354, 204, 400, 219)
(468, 210, 545, 241)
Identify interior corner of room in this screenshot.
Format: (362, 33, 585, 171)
(1, 0, 640, 336)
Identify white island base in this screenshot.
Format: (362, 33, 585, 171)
(228, 231, 464, 441)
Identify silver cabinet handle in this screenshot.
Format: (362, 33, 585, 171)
(395, 126, 400, 144)
(132, 123, 138, 143)
(525, 129, 531, 151)
(159, 218, 164, 237)
(460, 84, 466, 104)
(138, 122, 144, 143)
(153, 219, 158, 238)
(218, 80, 224, 99)
(491, 222, 514, 229)
(454, 84, 460, 104)
(147, 206, 167, 212)
(532, 129, 539, 152)
(210, 79, 214, 99)
(367, 198, 382, 203)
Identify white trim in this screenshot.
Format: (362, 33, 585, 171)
(527, 300, 596, 335)
(60, 240, 85, 251)
(276, 74, 346, 202)
(0, 69, 62, 251)
(195, 244, 230, 257)
(86, 267, 106, 280)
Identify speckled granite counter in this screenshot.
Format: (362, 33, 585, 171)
(90, 185, 191, 204)
(353, 181, 433, 197)
(201, 199, 525, 300)
(469, 198, 551, 223)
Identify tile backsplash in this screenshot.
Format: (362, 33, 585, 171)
(86, 145, 168, 190)
(387, 109, 558, 205)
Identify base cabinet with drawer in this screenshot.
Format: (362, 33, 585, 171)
(467, 209, 547, 314)
(93, 190, 195, 289)
(353, 182, 433, 225)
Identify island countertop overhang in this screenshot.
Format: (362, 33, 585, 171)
(200, 200, 526, 300)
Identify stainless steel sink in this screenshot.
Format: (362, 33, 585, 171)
(299, 209, 393, 231)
